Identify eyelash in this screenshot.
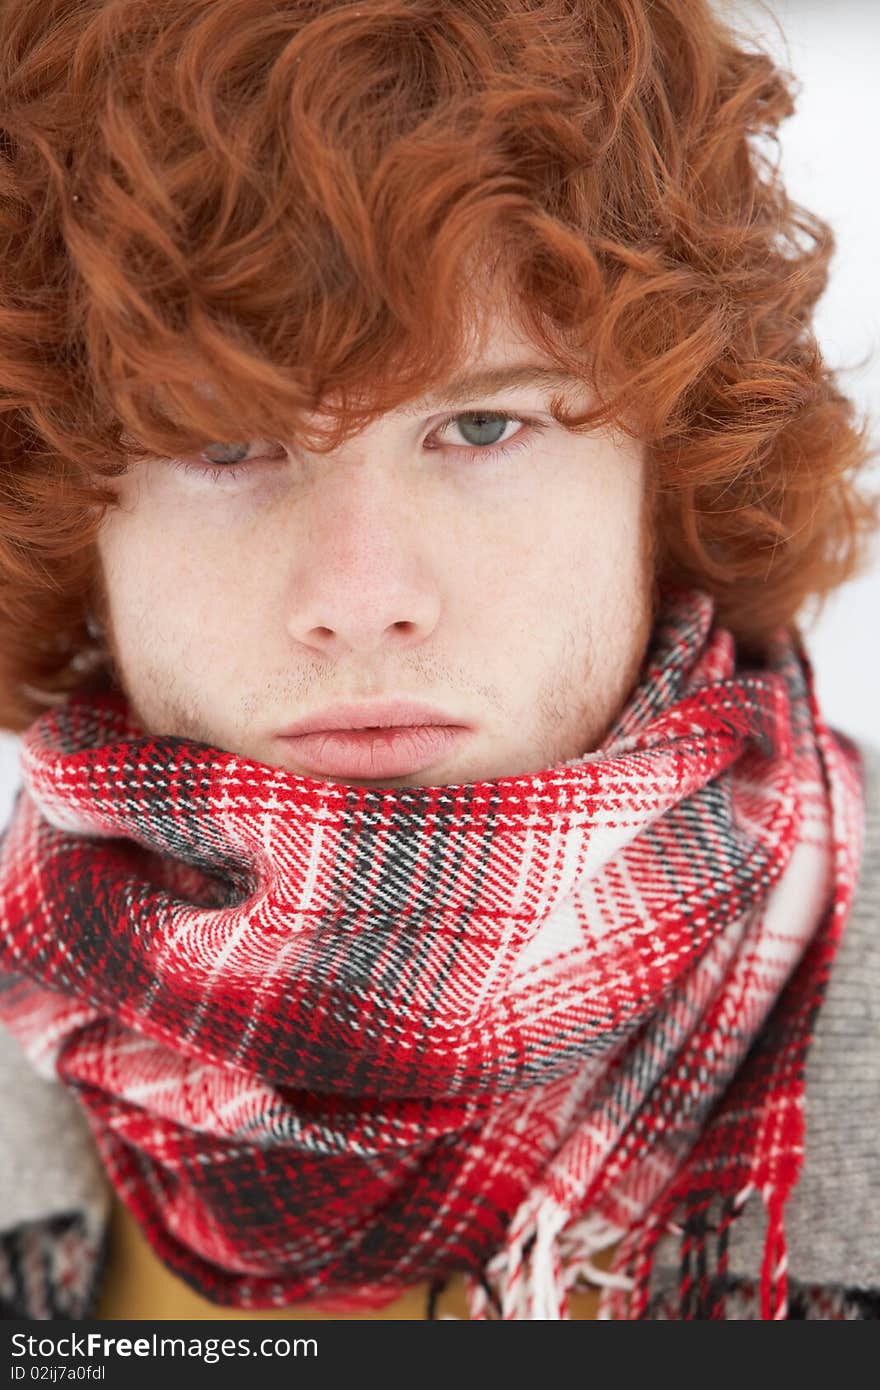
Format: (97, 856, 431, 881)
(170, 410, 548, 484)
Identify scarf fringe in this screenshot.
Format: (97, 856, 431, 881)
(464, 1200, 632, 1320)
(462, 1178, 790, 1320)
(759, 1183, 790, 1320)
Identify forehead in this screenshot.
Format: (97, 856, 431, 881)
(395, 302, 580, 414)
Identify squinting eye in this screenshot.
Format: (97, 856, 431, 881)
(170, 438, 287, 483)
(198, 440, 281, 467)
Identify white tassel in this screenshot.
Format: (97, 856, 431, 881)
(560, 1211, 635, 1294)
(527, 1199, 570, 1319)
(469, 1201, 633, 1320)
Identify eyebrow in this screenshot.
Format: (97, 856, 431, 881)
(180, 362, 588, 432)
(395, 363, 588, 415)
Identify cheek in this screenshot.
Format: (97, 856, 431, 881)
(97, 505, 237, 665)
(444, 471, 644, 645)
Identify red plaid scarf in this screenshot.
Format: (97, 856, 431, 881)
(0, 583, 865, 1319)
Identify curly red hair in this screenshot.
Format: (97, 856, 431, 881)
(0, 0, 877, 731)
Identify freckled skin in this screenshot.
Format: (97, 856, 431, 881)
(91, 293, 653, 1318)
(95, 298, 656, 786)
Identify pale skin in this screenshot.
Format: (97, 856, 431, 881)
(91, 291, 655, 1319)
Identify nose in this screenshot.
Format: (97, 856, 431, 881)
(285, 466, 442, 656)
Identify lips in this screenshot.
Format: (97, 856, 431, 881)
(278, 724, 467, 779)
(277, 698, 461, 737)
(275, 697, 469, 779)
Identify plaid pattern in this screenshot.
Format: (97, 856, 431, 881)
(0, 582, 865, 1318)
(641, 1271, 880, 1321)
(0, 1212, 108, 1320)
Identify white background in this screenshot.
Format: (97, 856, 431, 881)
(0, 0, 878, 826)
(722, 0, 880, 742)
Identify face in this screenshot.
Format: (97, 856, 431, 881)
(93, 296, 655, 788)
